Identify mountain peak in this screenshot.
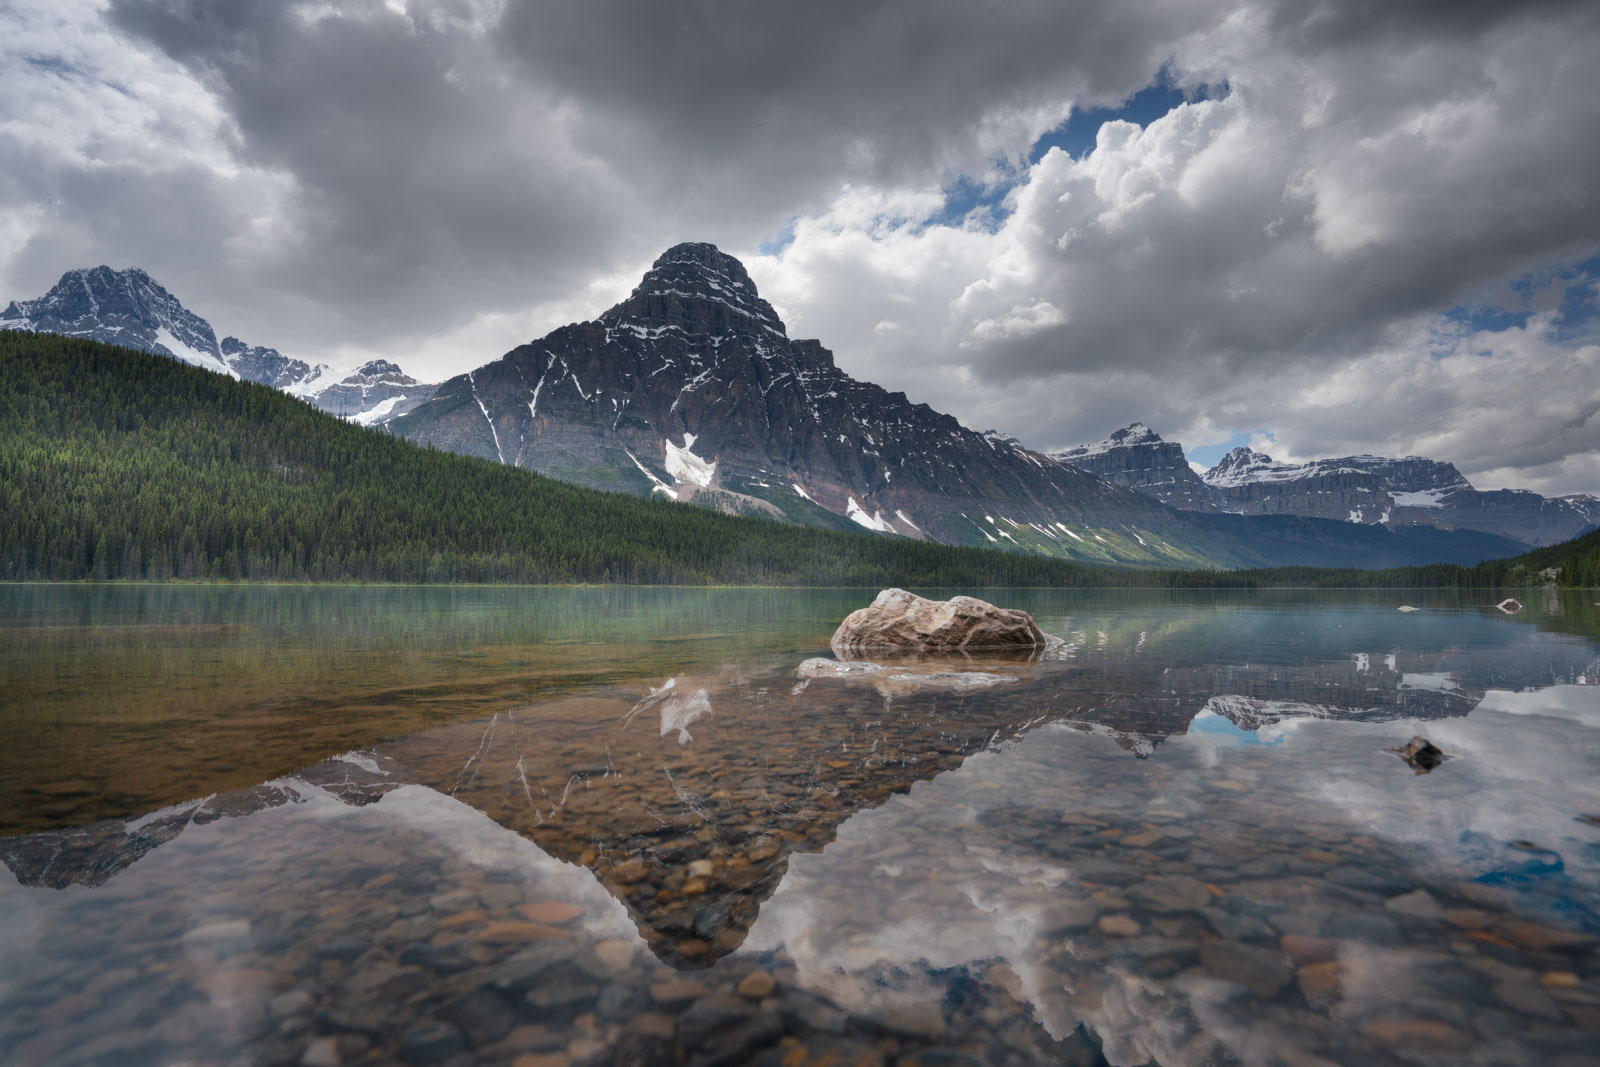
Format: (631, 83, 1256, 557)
(1109, 422, 1159, 445)
(1052, 421, 1166, 461)
(602, 242, 786, 338)
(652, 241, 750, 279)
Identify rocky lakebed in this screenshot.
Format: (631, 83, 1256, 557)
(1, 586, 1598, 1066)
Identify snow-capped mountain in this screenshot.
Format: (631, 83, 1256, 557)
(298, 359, 437, 425)
(1050, 423, 1213, 511)
(390, 244, 1528, 569)
(2, 266, 322, 388)
(1201, 447, 1393, 523)
(2, 266, 435, 422)
(1055, 424, 1598, 547)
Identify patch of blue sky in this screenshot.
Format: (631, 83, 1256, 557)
(1186, 710, 1282, 747)
(1029, 71, 1228, 165)
(758, 219, 797, 257)
(23, 55, 77, 75)
(927, 67, 1229, 232)
(1186, 429, 1270, 470)
(1442, 251, 1600, 343)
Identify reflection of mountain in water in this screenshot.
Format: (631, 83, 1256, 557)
(0, 755, 410, 890)
(6, 642, 1593, 970)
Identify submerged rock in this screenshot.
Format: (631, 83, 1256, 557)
(1496, 598, 1523, 614)
(1391, 735, 1445, 773)
(829, 589, 1048, 656)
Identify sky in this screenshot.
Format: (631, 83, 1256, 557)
(3, 0, 1599, 496)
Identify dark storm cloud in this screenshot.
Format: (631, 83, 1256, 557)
(493, 0, 1211, 201)
(6, 0, 1599, 492)
(104, 0, 630, 340)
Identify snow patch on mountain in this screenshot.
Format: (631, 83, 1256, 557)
(1052, 422, 1160, 461)
(664, 435, 716, 487)
(625, 449, 678, 499)
(846, 495, 894, 533)
(350, 395, 408, 426)
(153, 325, 233, 377)
(1391, 488, 1450, 508)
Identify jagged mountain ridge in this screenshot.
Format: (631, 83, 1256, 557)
(391, 244, 1529, 569)
(1057, 425, 1598, 547)
(1, 266, 437, 422)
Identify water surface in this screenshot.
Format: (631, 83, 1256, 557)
(2, 585, 1598, 1066)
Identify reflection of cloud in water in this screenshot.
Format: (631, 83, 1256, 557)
(1399, 672, 1460, 692)
(744, 686, 1600, 1066)
(625, 677, 713, 744)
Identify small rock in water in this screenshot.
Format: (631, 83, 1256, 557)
(829, 588, 1050, 655)
(1397, 605, 1420, 613)
(1384, 889, 1444, 921)
(1391, 736, 1444, 773)
(397, 1019, 465, 1064)
(1496, 598, 1523, 614)
(300, 1036, 342, 1067)
(736, 969, 776, 998)
(1198, 940, 1293, 996)
(1097, 914, 1141, 937)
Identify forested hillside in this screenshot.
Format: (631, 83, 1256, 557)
(0, 332, 1119, 585)
(2, 332, 1593, 588)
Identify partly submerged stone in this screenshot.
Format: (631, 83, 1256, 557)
(1391, 735, 1444, 773)
(829, 589, 1048, 657)
(1496, 598, 1523, 614)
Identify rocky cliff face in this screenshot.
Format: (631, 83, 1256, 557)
(1202, 448, 1394, 524)
(2, 267, 436, 423)
(1055, 423, 1596, 548)
(1051, 424, 1214, 511)
(1397, 487, 1600, 547)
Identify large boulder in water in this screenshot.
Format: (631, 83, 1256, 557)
(830, 589, 1048, 657)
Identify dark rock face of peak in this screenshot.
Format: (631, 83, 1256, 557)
(355, 359, 405, 377)
(600, 241, 787, 340)
(3, 266, 223, 370)
(219, 335, 316, 390)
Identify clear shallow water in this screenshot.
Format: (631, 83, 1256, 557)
(1, 586, 1598, 1066)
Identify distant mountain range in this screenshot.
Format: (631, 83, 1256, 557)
(6, 249, 1572, 570)
(0, 266, 435, 422)
(1054, 423, 1599, 548)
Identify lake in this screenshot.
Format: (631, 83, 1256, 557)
(1, 585, 1597, 1067)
